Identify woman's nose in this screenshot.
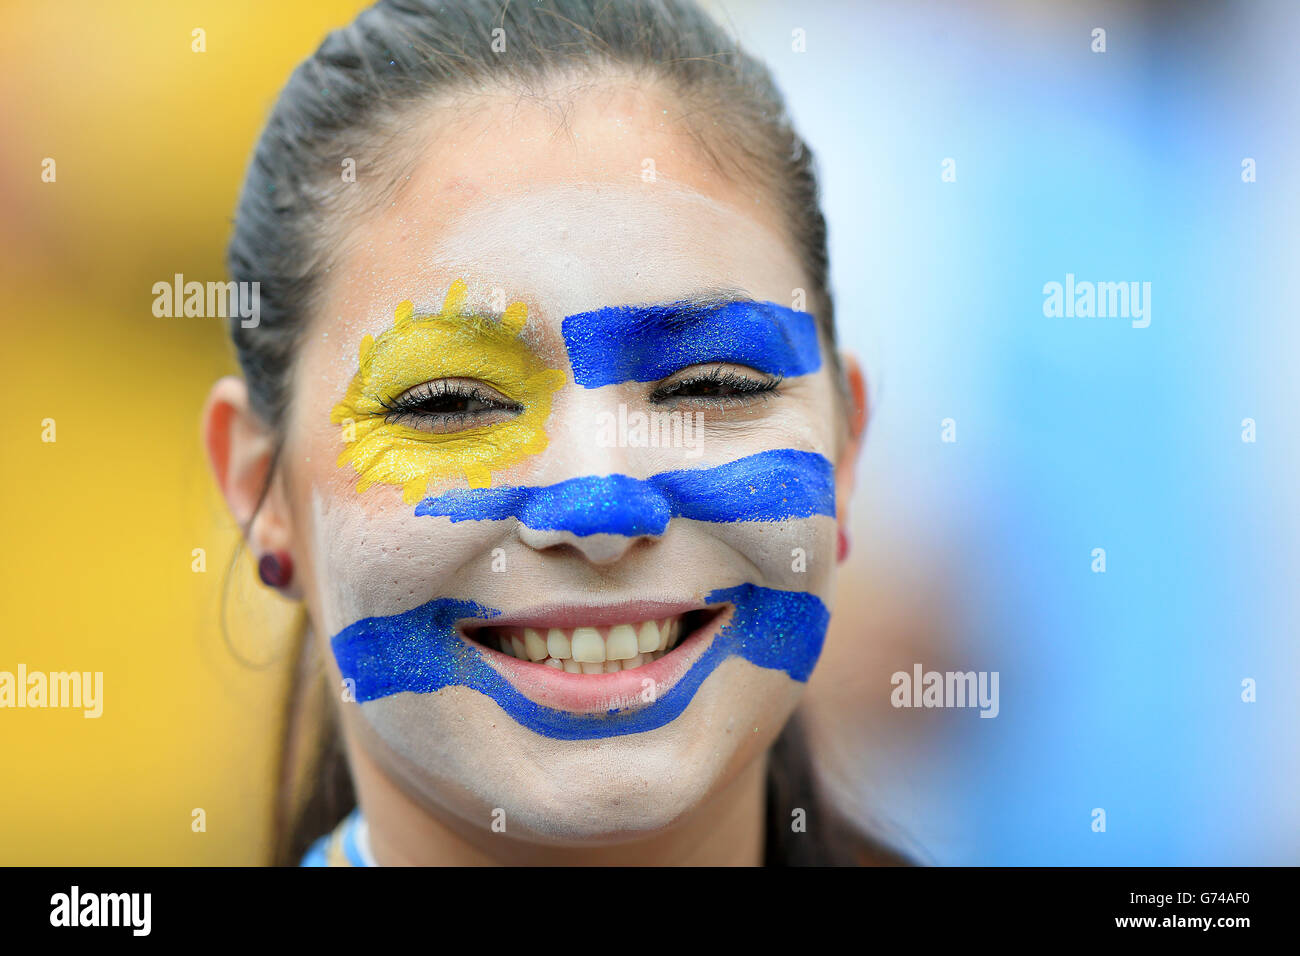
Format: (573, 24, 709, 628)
(514, 472, 669, 565)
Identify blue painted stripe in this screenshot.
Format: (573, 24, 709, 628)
(414, 448, 835, 536)
(330, 583, 827, 740)
(561, 299, 822, 387)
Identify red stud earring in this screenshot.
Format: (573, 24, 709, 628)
(836, 528, 850, 564)
(258, 551, 294, 589)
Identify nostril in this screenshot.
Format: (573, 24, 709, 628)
(516, 526, 658, 565)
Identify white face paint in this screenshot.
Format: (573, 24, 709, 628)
(279, 83, 848, 843)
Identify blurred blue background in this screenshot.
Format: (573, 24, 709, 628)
(715, 0, 1298, 864)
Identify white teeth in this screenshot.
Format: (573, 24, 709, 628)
(571, 627, 605, 663)
(606, 624, 638, 660)
(637, 620, 660, 653)
(483, 614, 696, 671)
(546, 628, 571, 660)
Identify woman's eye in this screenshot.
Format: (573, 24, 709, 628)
(650, 364, 782, 407)
(380, 379, 522, 433)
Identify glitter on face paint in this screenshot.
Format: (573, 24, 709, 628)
(330, 583, 827, 740)
(413, 448, 835, 536)
(560, 298, 822, 388)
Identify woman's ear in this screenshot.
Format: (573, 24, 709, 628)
(202, 376, 301, 599)
(833, 354, 869, 560)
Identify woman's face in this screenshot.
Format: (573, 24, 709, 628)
(277, 80, 852, 843)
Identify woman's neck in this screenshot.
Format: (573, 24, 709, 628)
(347, 731, 769, 866)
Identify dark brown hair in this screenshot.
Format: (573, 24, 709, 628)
(225, 0, 903, 866)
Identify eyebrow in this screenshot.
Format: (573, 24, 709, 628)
(559, 291, 823, 388)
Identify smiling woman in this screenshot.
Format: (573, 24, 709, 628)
(203, 0, 902, 866)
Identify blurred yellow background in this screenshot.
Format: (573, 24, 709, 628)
(0, 0, 369, 865)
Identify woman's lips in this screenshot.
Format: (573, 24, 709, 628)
(460, 602, 730, 715)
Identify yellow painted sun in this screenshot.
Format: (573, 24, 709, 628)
(330, 279, 566, 504)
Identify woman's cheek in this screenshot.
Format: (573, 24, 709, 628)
(703, 515, 839, 602)
(303, 486, 507, 636)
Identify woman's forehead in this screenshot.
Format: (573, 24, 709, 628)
(321, 181, 807, 344)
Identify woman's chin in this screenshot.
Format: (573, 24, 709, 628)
(355, 660, 801, 844)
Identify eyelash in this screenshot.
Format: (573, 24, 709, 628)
(376, 364, 780, 431)
(379, 380, 522, 430)
(650, 365, 783, 408)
